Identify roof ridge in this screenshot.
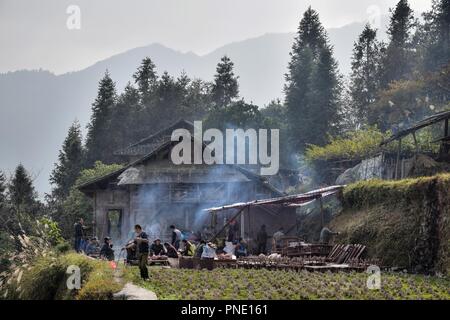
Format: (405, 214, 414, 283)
(114, 119, 194, 155)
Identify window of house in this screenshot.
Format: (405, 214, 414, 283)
(107, 209, 122, 240)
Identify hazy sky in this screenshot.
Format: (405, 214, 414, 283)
(0, 0, 430, 74)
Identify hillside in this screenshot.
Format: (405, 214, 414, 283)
(331, 174, 450, 275)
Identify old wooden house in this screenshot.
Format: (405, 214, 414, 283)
(79, 120, 284, 246)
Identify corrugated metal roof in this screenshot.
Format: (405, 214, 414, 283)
(204, 185, 345, 212)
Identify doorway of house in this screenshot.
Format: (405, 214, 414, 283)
(107, 209, 122, 241)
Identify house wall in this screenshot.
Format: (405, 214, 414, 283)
(94, 188, 131, 242)
(93, 180, 277, 246)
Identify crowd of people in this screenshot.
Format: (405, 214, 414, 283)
(125, 224, 231, 280)
(74, 217, 339, 280)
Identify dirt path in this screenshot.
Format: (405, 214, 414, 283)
(113, 282, 158, 300)
(112, 264, 158, 300)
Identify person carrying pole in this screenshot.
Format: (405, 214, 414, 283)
(134, 224, 150, 280)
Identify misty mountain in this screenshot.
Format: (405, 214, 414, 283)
(0, 20, 388, 196)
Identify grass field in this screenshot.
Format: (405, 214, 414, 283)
(126, 267, 450, 300)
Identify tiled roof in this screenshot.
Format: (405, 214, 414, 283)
(114, 119, 194, 156)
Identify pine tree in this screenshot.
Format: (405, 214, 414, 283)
(8, 164, 38, 215)
(211, 56, 239, 109)
(176, 71, 190, 98)
(50, 121, 84, 202)
(421, 0, 450, 72)
(311, 47, 342, 137)
(285, 7, 342, 152)
(111, 82, 142, 145)
(152, 71, 183, 129)
(85, 71, 117, 166)
(0, 170, 6, 206)
(381, 0, 415, 86)
(349, 24, 383, 124)
(182, 78, 211, 121)
(133, 57, 158, 106)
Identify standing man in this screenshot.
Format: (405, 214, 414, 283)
(74, 218, 85, 253)
(256, 224, 268, 255)
(226, 219, 239, 242)
(134, 224, 150, 280)
(170, 225, 182, 250)
(272, 227, 285, 251)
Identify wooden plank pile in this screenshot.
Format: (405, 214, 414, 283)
(283, 243, 332, 257)
(326, 244, 366, 264)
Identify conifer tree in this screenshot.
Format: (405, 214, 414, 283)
(153, 71, 182, 129)
(285, 7, 342, 152)
(111, 82, 142, 145)
(349, 24, 383, 123)
(381, 0, 415, 86)
(8, 164, 38, 215)
(0, 171, 6, 206)
(133, 57, 158, 106)
(85, 71, 117, 166)
(421, 0, 450, 72)
(182, 78, 211, 121)
(50, 121, 84, 202)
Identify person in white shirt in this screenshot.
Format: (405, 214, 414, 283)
(201, 242, 217, 260)
(170, 225, 182, 249)
(272, 227, 285, 250)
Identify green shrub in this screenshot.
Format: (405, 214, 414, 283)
(18, 256, 66, 300)
(305, 126, 386, 162)
(0, 231, 15, 272)
(77, 265, 122, 300)
(55, 242, 71, 254)
(1, 252, 123, 300)
(342, 174, 450, 209)
(59, 253, 120, 300)
(305, 126, 441, 163)
(39, 218, 64, 245)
